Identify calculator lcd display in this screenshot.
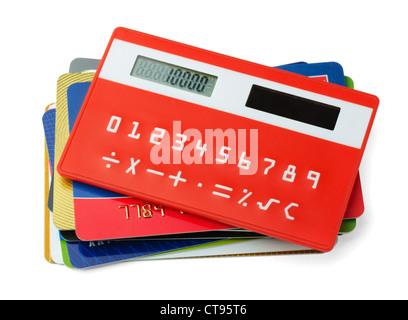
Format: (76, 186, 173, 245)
(246, 85, 341, 130)
(131, 56, 218, 97)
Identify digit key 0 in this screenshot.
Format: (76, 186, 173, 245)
(57, 27, 379, 252)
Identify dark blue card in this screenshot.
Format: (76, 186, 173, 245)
(278, 62, 346, 86)
(66, 238, 218, 268)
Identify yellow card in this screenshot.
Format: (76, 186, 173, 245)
(44, 103, 55, 263)
(52, 73, 95, 230)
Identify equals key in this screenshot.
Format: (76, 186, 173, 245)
(212, 184, 233, 199)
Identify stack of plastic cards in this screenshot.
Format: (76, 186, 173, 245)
(43, 56, 367, 268)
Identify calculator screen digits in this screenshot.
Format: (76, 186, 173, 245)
(131, 56, 218, 97)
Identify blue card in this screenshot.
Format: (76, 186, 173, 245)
(278, 61, 346, 86)
(66, 238, 218, 268)
(43, 108, 56, 172)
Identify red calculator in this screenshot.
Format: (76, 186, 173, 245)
(58, 27, 378, 252)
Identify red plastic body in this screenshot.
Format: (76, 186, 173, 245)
(58, 28, 378, 251)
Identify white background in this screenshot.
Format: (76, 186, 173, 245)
(0, 0, 406, 300)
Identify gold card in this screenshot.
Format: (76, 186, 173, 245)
(52, 73, 95, 230)
(44, 103, 55, 263)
